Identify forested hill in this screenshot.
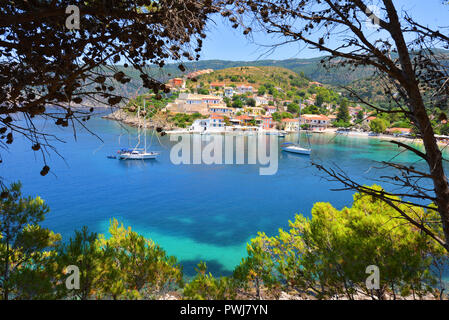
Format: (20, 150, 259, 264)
(190, 66, 310, 93)
(110, 49, 448, 98)
(110, 57, 368, 98)
(153, 57, 372, 86)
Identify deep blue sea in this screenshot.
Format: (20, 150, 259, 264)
(0, 113, 438, 276)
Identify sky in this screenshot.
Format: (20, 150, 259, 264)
(199, 0, 449, 61)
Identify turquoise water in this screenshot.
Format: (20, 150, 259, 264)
(0, 114, 435, 276)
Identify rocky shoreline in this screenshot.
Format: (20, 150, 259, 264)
(102, 109, 175, 131)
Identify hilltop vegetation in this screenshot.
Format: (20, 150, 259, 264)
(106, 58, 375, 99)
(190, 66, 309, 92)
(155, 58, 374, 86)
(96, 50, 449, 100)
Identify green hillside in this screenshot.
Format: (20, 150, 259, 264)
(188, 66, 310, 94)
(107, 57, 373, 99)
(109, 49, 448, 99)
(148, 57, 371, 87)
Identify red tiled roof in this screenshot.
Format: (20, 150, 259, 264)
(282, 118, 298, 122)
(302, 114, 330, 121)
(236, 115, 253, 120)
(386, 127, 412, 133)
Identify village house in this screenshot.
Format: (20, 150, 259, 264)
(224, 87, 234, 98)
(300, 114, 330, 131)
(208, 105, 236, 117)
(348, 106, 364, 119)
(264, 105, 277, 116)
(304, 98, 315, 106)
(167, 77, 185, 89)
(363, 116, 377, 125)
(165, 93, 223, 115)
(189, 119, 211, 132)
(386, 128, 412, 135)
(255, 96, 269, 106)
(243, 106, 265, 116)
(209, 114, 225, 128)
(282, 118, 299, 132)
(236, 85, 254, 94)
(328, 114, 337, 123)
(258, 115, 274, 130)
(176, 93, 221, 105)
(210, 82, 225, 89)
(235, 114, 254, 125)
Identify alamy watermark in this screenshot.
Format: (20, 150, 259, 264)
(365, 265, 380, 290)
(65, 5, 80, 30)
(170, 134, 279, 175)
(65, 265, 80, 290)
(365, 5, 381, 30)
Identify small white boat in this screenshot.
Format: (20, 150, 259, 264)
(118, 101, 160, 161)
(281, 100, 311, 156)
(119, 149, 160, 160)
(281, 144, 311, 155)
(266, 131, 285, 137)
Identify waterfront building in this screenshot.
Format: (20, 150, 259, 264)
(386, 128, 412, 135)
(209, 114, 225, 128)
(259, 115, 274, 130)
(363, 116, 377, 125)
(189, 115, 225, 133)
(235, 115, 254, 125)
(282, 118, 300, 132)
(300, 114, 330, 131)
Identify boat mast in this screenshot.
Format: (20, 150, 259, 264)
(144, 98, 147, 152)
(298, 99, 302, 145)
(137, 104, 141, 150)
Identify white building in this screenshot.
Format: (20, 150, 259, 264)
(237, 85, 253, 94)
(165, 93, 223, 115)
(189, 116, 225, 133)
(189, 119, 211, 132)
(224, 87, 234, 98)
(282, 118, 300, 132)
(255, 96, 269, 106)
(264, 105, 277, 115)
(300, 114, 330, 131)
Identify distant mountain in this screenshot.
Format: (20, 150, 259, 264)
(111, 49, 449, 98)
(155, 57, 370, 86)
(109, 57, 368, 98)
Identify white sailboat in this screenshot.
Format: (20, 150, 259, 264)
(119, 100, 160, 160)
(282, 100, 311, 155)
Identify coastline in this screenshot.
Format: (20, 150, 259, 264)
(101, 109, 449, 150)
(102, 109, 175, 131)
(320, 127, 449, 149)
